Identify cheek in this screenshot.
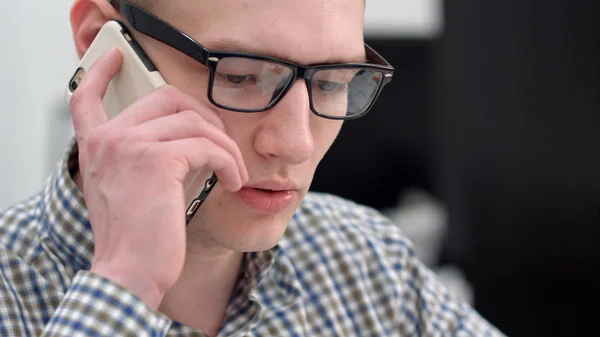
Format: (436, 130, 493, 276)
(165, 66, 210, 100)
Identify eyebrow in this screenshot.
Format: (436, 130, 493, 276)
(206, 39, 368, 65)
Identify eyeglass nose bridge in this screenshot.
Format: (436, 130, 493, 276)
(267, 66, 319, 112)
(295, 66, 318, 80)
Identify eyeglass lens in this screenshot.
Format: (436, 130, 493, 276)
(212, 57, 384, 117)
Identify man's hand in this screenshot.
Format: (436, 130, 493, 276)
(69, 49, 248, 309)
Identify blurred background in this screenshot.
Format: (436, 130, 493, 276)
(1, 1, 598, 336)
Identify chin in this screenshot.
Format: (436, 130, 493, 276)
(188, 188, 302, 252)
(209, 213, 292, 252)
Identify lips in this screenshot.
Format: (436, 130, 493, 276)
(235, 180, 299, 214)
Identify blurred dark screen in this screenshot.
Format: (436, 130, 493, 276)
(310, 1, 599, 336)
(312, 39, 435, 209)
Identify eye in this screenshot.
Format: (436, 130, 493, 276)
(225, 74, 252, 84)
(215, 73, 259, 88)
(316, 80, 345, 92)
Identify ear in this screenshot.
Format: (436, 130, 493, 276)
(70, 0, 118, 58)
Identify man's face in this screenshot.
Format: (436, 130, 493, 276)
(126, 0, 366, 252)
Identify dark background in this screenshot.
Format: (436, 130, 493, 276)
(310, 1, 599, 336)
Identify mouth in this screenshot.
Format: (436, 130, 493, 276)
(235, 184, 299, 214)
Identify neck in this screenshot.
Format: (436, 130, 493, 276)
(159, 241, 244, 336)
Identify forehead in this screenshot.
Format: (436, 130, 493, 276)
(152, 0, 366, 65)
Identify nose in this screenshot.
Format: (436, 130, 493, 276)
(253, 80, 315, 165)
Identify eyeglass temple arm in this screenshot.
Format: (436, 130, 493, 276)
(108, 0, 210, 64)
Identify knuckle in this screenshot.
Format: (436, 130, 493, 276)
(178, 109, 196, 120)
(155, 84, 178, 98)
(86, 134, 104, 156)
(89, 128, 129, 156)
(68, 90, 88, 112)
(212, 147, 233, 168)
(153, 85, 226, 132)
(84, 128, 105, 150)
(180, 110, 206, 127)
(142, 144, 171, 167)
(141, 145, 160, 161)
(201, 108, 225, 131)
(104, 129, 127, 147)
(151, 85, 179, 112)
(212, 116, 227, 132)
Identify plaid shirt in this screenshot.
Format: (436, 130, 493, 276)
(0, 140, 505, 337)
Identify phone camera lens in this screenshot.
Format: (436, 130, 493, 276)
(70, 68, 86, 92)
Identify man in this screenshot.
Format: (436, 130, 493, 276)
(0, 0, 505, 336)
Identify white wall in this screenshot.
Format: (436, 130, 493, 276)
(0, 0, 77, 208)
(0, 0, 442, 209)
(365, 0, 443, 38)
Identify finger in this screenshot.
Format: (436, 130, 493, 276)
(134, 110, 249, 183)
(112, 85, 226, 132)
(69, 48, 123, 137)
(158, 138, 244, 191)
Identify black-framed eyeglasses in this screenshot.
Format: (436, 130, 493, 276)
(108, 0, 394, 120)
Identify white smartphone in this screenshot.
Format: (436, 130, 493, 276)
(67, 20, 215, 225)
(66, 20, 167, 118)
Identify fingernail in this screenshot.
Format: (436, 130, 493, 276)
(107, 48, 121, 57)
